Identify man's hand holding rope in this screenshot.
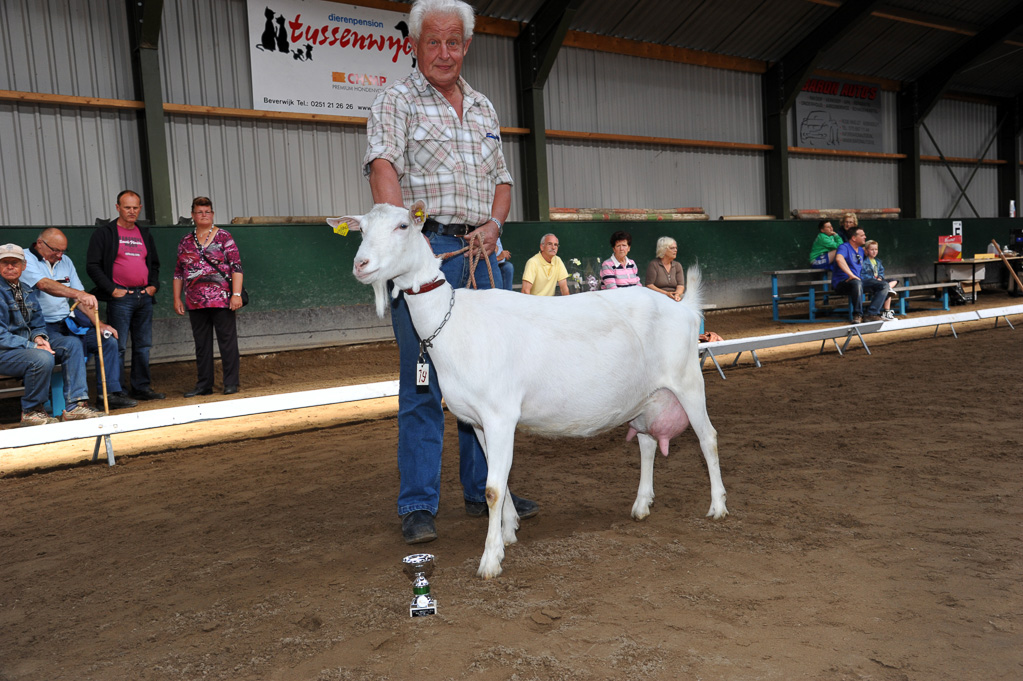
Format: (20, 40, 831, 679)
(462, 220, 499, 256)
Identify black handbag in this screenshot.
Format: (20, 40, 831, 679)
(194, 233, 248, 307)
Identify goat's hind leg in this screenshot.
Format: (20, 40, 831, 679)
(632, 432, 657, 520)
(673, 379, 728, 519)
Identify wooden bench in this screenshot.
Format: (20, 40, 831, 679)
(891, 282, 958, 315)
(769, 268, 917, 322)
(0, 367, 66, 416)
(767, 269, 839, 323)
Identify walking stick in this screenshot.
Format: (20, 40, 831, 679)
(991, 239, 1023, 295)
(69, 301, 110, 414)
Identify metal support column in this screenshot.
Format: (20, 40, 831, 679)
(997, 95, 1021, 217)
(126, 0, 173, 225)
(514, 0, 581, 221)
(759, 0, 882, 218)
(762, 67, 790, 220)
(897, 85, 921, 219)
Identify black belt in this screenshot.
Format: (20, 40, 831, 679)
(423, 218, 473, 237)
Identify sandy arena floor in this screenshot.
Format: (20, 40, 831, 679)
(0, 301, 1021, 680)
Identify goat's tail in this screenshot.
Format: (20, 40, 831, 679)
(681, 265, 704, 320)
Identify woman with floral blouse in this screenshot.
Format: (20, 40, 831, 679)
(172, 196, 244, 397)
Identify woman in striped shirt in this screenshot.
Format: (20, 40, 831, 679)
(600, 230, 641, 289)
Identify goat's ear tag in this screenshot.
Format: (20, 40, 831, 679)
(416, 362, 430, 386)
(327, 217, 354, 236)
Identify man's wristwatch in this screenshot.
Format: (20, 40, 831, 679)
(487, 217, 503, 237)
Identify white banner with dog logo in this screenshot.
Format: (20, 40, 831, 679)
(247, 0, 414, 116)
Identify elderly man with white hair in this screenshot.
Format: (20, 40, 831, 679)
(364, 0, 537, 544)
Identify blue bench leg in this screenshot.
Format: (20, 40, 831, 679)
(46, 371, 65, 417)
(771, 276, 780, 322)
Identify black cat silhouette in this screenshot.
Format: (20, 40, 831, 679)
(304, 44, 313, 61)
(257, 7, 275, 51)
(394, 21, 416, 68)
(275, 15, 289, 53)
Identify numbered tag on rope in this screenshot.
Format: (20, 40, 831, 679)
(416, 362, 430, 386)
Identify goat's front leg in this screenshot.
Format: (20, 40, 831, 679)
(474, 422, 515, 579)
(632, 432, 657, 520)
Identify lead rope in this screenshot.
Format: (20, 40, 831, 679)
(436, 231, 495, 289)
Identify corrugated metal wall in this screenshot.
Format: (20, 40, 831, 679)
(161, 0, 251, 109)
(0, 0, 133, 98)
(787, 91, 899, 213)
(157, 3, 523, 222)
(544, 47, 766, 218)
(0, 105, 144, 225)
(545, 48, 763, 142)
(0, 0, 141, 225)
(921, 166, 999, 219)
(0, 0, 1015, 226)
(789, 156, 899, 211)
(919, 99, 999, 218)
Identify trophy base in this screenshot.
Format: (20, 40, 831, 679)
(410, 595, 438, 617)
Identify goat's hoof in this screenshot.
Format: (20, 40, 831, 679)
(631, 497, 653, 520)
(706, 503, 729, 520)
(477, 560, 503, 579)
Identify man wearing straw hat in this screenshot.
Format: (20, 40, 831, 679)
(0, 243, 103, 425)
(21, 228, 137, 410)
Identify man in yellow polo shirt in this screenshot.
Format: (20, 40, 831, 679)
(521, 233, 570, 296)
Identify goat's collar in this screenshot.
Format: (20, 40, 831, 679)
(403, 278, 446, 295)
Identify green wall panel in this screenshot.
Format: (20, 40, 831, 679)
(1, 218, 1018, 317)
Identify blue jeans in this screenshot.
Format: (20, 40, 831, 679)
(106, 291, 154, 393)
(0, 332, 89, 411)
(390, 232, 499, 517)
(0, 346, 55, 412)
(835, 277, 887, 318)
(46, 321, 122, 397)
(496, 260, 514, 291)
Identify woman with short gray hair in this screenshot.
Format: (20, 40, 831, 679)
(645, 236, 685, 301)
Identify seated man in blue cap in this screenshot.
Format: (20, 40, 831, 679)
(21, 228, 136, 410)
(0, 243, 104, 425)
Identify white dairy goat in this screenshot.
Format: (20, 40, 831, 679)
(330, 202, 728, 578)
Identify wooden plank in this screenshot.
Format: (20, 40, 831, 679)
(546, 129, 772, 152)
(0, 89, 143, 110)
(920, 155, 1006, 165)
(789, 146, 907, 160)
(561, 32, 766, 73)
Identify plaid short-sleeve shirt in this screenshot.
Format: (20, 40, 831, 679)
(364, 70, 514, 226)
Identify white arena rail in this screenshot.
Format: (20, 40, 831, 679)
(2, 304, 1019, 467)
(1, 380, 399, 465)
(700, 304, 1022, 380)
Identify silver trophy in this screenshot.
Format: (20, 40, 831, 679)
(403, 553, 438, 617)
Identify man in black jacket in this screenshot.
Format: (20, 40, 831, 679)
(86, 190, 165, 400)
